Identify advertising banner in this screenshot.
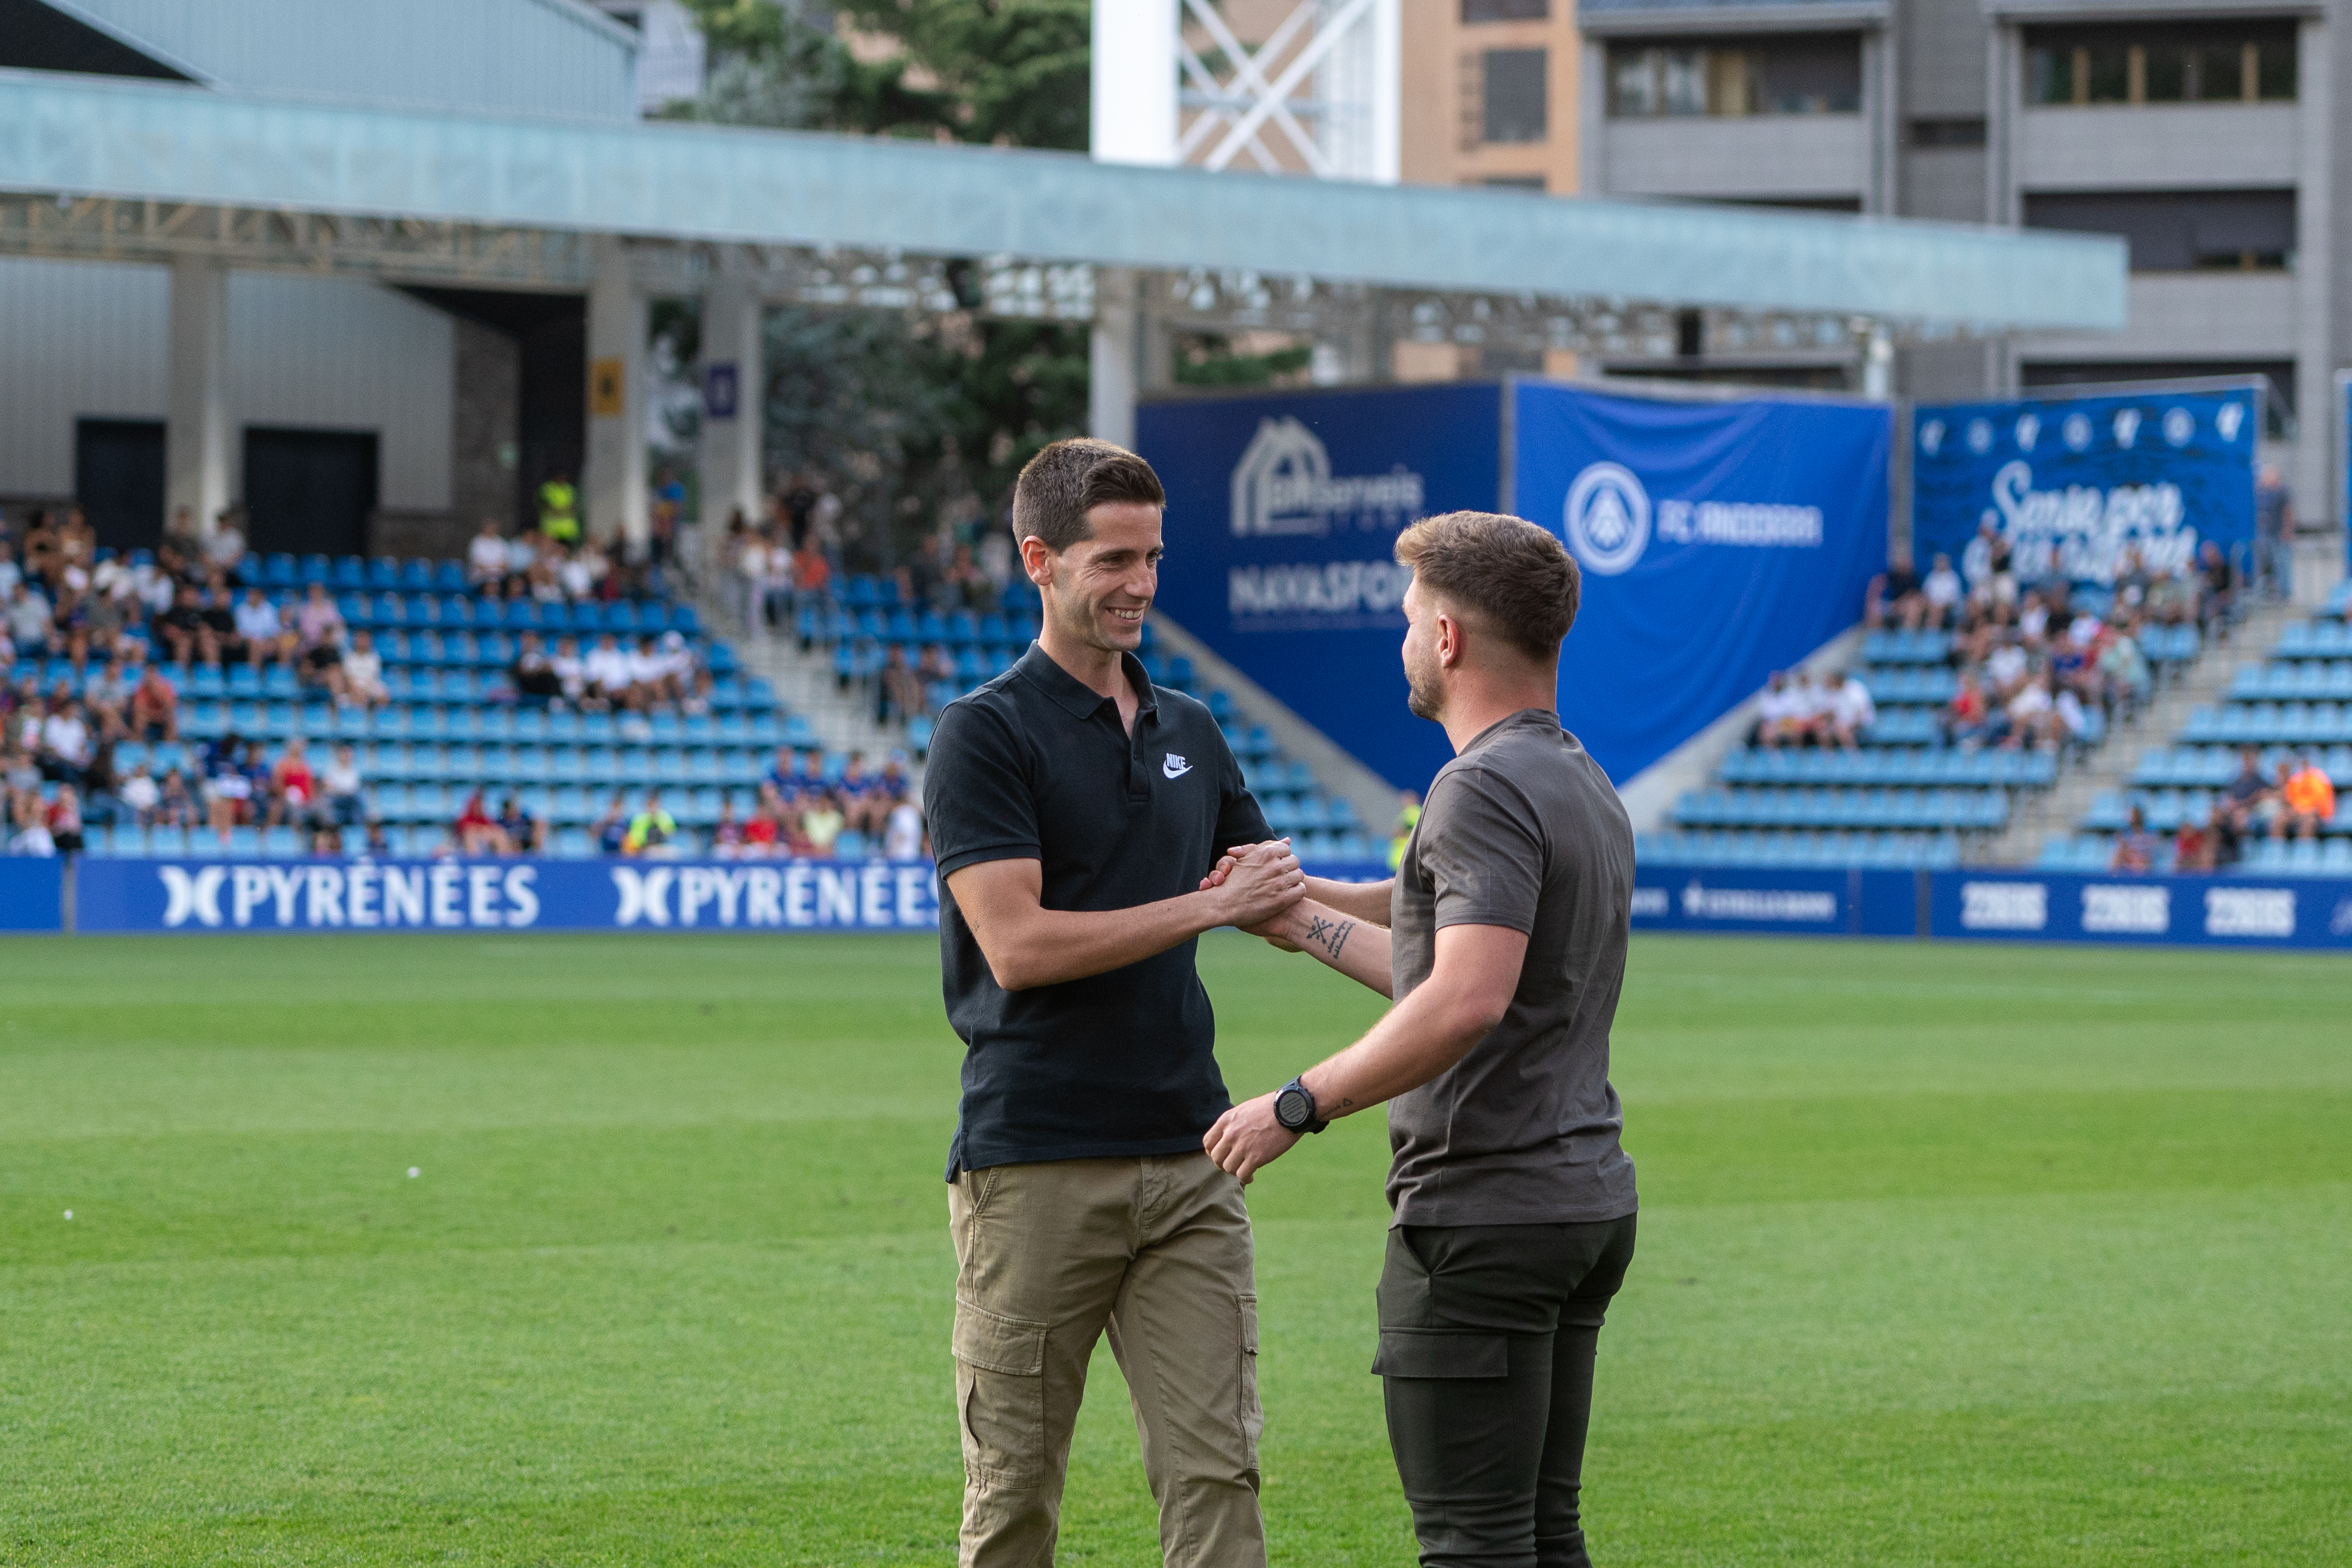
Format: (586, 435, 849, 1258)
(0, 858, 63, 931)
(1911, 381, 2261, 589)
(1141, 382, 1505, 795)
(1929, 869, 2352, 950)
(1631, 866, 1916, 938)
(72, 857, 942, 934)
(1512, 383, 1891, 781)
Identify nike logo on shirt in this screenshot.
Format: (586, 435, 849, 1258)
(1162, 754, 1193, 780)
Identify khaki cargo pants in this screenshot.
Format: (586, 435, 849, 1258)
(948, 1152, 1266, 1568)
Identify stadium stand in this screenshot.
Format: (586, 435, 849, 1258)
(1638, 566, 2225, 872)
(2037, 578, 2352, 875)
(0, 511, 953, 859)
(795, 574, 1380, 863)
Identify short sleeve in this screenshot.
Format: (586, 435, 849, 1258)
(1420, 767, 1544, 935)
(922, 700, 1041, 878)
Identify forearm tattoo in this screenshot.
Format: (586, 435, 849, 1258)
(1304, 914, 1355, 960)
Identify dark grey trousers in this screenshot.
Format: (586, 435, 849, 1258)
(1373, 1215, 1639, 1568)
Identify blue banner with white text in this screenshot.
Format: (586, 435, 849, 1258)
(0, 858, 63, 930)
(71, 857, 942, 933)
(1140, 382, 1505, 795)
(1929, 869, 2352, 948)
(1631, 866, 1917, 938)
(1911, 381, 2260, 589)
(1512, 382, 1891, 781)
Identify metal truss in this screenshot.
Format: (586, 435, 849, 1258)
(1176, 0, 1395, 180)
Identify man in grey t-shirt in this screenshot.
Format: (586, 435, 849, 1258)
(1203, 510, 1637, 1568)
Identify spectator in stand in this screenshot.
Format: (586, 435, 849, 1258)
(877, 644, 925, 726)
(496, 794, 543, 855)
(836, 751, 884, 833)
(1943, 670, 1993, 747)
(320, 743, 366, 835)
(10, 785, 55, 856)
(2172, 807, 2215, 874)
(265, 737, 318, 830)
(46, 785, 84, 855)
(791, 537, 830, 616)
(743, 786, 785, 856)
(234, 586, 295, 669)
(552, 635, 589, 708)
(119, 760, 160, 831)
(2097, 618, 2152, 715)
(1961, 520, 2017, 619)
(468, 519, 509, 587)
(7, 580, 54, 660)
(82, 659, 133, 742)
(1753, 671, 1799, 748)
(2253, 463, 2293, 602)
(710, 796, 746, 857)
(1824, 667, 1876, 751)
(155, 583, 207, 666)
(583, 633, 631, 710)
(2221, 746, 2273, 838)
(800, 790, 844, 857)
(2277, 752, 2336, 842)
(1867, 546, 1925, 629)
(455, 789, 506, 855)
(204, 512, 246, 575)
(1983, 633, 2030, 703)
(883, 791, 926, 860)
(38, 699, 93, 785)
(2197, 541, 2237, 634)
(623, 789, 679, 857)
(155, 766, 195, 838)
(294, 582, 347, 697)
(341, 630, 390, 711)
(2144, 562, 2197, 627)
(65, 574, 131, 674)
(512, 631, 562, 707)
(918, 642, 957, 712)
(2004, 675, 2057, 751)
(80, 740, 120, 831)
(594, 789, 631, 856)
(204, 737, 255, 842)
(1920, 553, 1962, 629)
(2110, 805, 2157, 873)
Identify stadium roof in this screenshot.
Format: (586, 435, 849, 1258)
(0, 68, 2126, 333)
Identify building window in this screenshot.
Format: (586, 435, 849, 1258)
(2024, 23, 2296, 106)
(1482, 174, 1548, 190)
(1909, 117, 1987, 147)
(2023, 189, 2296, 271)
(1462, 0, 1549, 20)
(1482, 48, 1548, 143)
(1608, 35, 1861, 118)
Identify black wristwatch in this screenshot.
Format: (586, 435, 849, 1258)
(1273, 1076, 1327, 1134)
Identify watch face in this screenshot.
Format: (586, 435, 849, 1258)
(1275, 1086, 1309, 1130)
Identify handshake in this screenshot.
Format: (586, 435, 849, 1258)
(1197, 838, 1308, 941)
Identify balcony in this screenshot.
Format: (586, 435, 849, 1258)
(2016, 102, 2298, 190)
(1603, 113, 1867, 201)
(2025, 270, 2298, 361)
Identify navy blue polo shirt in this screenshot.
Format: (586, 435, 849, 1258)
(923, 643, 1271, 1178)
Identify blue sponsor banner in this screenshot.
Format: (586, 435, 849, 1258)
(1631, 866, 1916, 936)
(1513, 382, 1891, 782)
(1931, 869, 2352, 949)
(1912, 381, 2259, 589)
(0, 858, 64, 931)
(72, 857, 941, 934)
(1140, 382, 1504, 794)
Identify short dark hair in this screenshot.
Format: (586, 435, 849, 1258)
(1010, 439, 1165, 553)
(1394, 510, 1580, 660)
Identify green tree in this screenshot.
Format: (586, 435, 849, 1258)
(664, 0, 1092, 565)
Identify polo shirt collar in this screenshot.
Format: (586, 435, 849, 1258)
(1016, 641, 1159, 722)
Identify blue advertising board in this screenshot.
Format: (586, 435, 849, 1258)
(1141, 379, 1891, 791)
(0, 857, 63, 930)
(1142, 382, 1504, 795)
(72, 857, 942, 934)
(1930, 868, 2352, 949)
(1631, 866, 1917, 938)
(1912, 381, 2260, 589)
(1512, 383, 1890, 781)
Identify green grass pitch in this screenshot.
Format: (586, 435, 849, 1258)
(2, 931, 2347, 1566)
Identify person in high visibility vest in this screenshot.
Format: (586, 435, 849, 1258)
(538, 473, 580, 544)
(622, 789, 679, 856)
(1387, 788, 1421, 872)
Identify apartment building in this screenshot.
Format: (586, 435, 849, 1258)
(1572, 0, 2342, 513)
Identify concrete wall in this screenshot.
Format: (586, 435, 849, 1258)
(1603, 113, 1869, 201)
(0, 256, 458, 520)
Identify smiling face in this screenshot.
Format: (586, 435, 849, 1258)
(1031, 501, 1162, 656)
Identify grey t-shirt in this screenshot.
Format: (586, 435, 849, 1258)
(1386, 708, 1639, 1227)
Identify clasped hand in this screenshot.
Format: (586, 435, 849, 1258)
(1200, 838, 1305, 930)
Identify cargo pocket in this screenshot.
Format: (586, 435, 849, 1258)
(1370, 1330, 1509, 1379)
(953, 1297, 1049, 1488)
(1236, 1292, 1264, 1471)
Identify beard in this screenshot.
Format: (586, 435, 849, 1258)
(1403, 644, 1443, 721)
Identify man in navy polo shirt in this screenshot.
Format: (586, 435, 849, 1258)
(923, 438, 1304, 1568)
